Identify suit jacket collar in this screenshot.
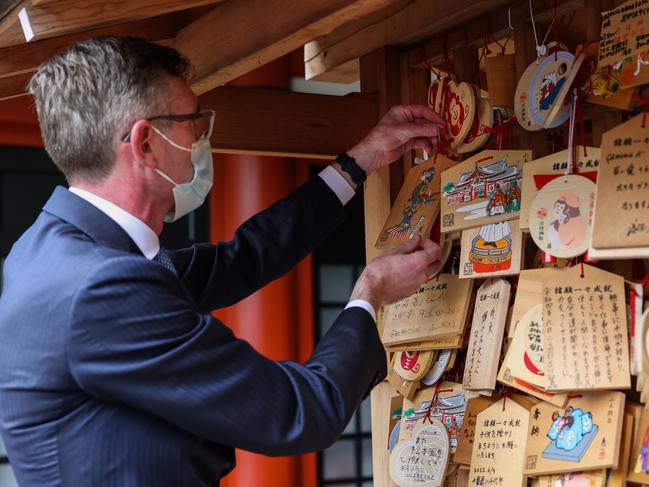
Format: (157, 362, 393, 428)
(43, 186, 143, 256)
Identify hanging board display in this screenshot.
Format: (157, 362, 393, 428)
(382, 275, 474, 346)
(591, 112, 649, 256)
(462, 278, 510, 391)
(520, 148, 600, 231)
(543, 264, 630, 392)
(524, 391, 626, 476)
(376, 154, 455, 249)
(459, 220, 524, 279)
(468, 397, 531, 487)
(528, 175, 596, 259)
(440, 150, 530, 233)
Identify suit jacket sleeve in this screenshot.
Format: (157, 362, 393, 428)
(67, 256, 387, 456)
(170, 176, 346, 313)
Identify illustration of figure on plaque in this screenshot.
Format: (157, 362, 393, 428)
(467, 221, 513, 273)
(382, 167, 438, 239)
(545, 193, 587, 251)
(539, 72, 566, 111)
(543, 406, 598, 463)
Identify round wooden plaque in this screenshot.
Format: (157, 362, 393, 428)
(528, 51, 575, 129)
(515, 58, 545, 131)
(543, 52, 586, 128)
(394, 350, 435, 381)
(458, 84, 493, 154)
(444, 81, 475, 150)
(528, 175, 596, 258)
(389, 418, 450, 487)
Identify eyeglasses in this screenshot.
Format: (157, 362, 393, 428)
(120, 110, 216, 142)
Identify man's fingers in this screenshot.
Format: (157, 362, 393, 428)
(395, 122, 442, 141)
(421, 238, 443, 262)
(398, 105, 446, 125)
(425, 261, 443, 280)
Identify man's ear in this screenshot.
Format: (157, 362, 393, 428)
(129, 120, 157, 169)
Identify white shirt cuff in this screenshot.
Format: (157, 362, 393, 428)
(318, 165, 356, 205)
(345, 299, 377, 322)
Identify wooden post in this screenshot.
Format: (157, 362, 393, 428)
(400, 53, 429, 177)
(360, 46, 402, 487)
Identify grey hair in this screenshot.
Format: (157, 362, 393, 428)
(27, 36, 192, 183)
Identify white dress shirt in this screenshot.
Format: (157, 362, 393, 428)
(69, 166, 376, 322)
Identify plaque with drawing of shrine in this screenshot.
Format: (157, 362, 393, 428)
(440, 150, 531, 233)
(376, 155, 454, 249)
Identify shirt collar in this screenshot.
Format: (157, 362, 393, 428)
(68, 187, 160, 260)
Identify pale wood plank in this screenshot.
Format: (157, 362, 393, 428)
(0, 0, 224, 48)
(173, 0, 398, 95)
(305, 0, 512, 81)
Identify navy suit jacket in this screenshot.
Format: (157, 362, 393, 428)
(0, 177, 387, 486)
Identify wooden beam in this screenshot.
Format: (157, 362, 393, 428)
(0, 0, 224, 48)
(0, 6, 215, 100)
(197, 86, 378, 159)
(405, 0, 583, 71)
(305, 0, 512, 81)
(312, 58, 360, 84)
(173, 0, 398, 95)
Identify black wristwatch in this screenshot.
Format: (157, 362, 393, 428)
(336, 152, 367, 185)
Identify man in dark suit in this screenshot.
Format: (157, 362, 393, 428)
(0, 37, 444, 486)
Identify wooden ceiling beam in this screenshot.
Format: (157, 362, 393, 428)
(404, 0, 584, 70)
(0, 0, 225, 48)
(200, 86, 378, 159)
(0, 6, 216, 100)
(305, 0, 513, 81)
(172, 0, 399, 95)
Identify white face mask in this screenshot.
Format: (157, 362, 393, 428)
(152, 126, 214, 223)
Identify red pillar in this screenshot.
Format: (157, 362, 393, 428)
(210, 57, 316, 487)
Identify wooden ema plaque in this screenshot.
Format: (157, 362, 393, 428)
(529, 175, 597, 259)
(484, 53, 516, 109)
(620, 51, 649, 89)
(389, 355, 420, 400)
(400, 382, 466, 453)
(535, 470, 606, 487)
(529, 51, 575, 129)
(459, 220, 523, 279)
(520, 148, 600, 231)
(598, 0, 649, 68)
(462, 278, 510, 391)
(580, 42, 637, 110)
(457, 84, 492, 155)
(498, 268, 569, 407)
(444, 81, 475, 151)
(389, 417, 450, 487)
(507, 304, 545, 389)
(607, 412, 634, 487)
(453, 396, 496, 466)
(469, 397, 531, 487)
(524, 391, 625, 476)
(440, 150, 531, 233)
(516, 58, 545, 132)
(376, 155, 455, 249)
(394, 350, 436, 382)
(382, 274, 474, 346)
(591, 113, 649, 255)
(628, 408, 649, 484)
(542, 264, 630, 392)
